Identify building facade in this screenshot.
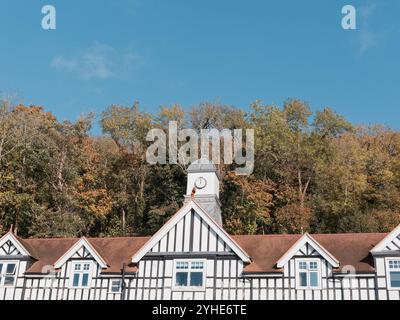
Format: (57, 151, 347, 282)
(1, 159, 400, 300)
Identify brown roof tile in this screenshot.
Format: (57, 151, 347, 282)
(23, 238, 79, 273)
(233, 234, 302, 273)
(88, 237, 150, 273)
(313, 233, 386, 273)
(14, 234, 40, 260)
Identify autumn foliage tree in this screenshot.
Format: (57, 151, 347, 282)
(0, 98, 399, 238)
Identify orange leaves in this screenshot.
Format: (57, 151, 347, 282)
(222, 172, 275, 234)
(14, 104, 57, 122)
(274, 202, 313, 234)
(75, 188, 113, 218)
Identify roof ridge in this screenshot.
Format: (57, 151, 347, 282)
(312, 232, 388, 236)
(232, 234, 302, 237)
(17, 233, 389, 242)
(23, 237, 79, 241)
(232, 232, 387, 237)
(23, 235, 152, 241)
(88, 236, 151, 240)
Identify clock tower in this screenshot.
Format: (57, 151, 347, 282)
(185, 157, 222, 225)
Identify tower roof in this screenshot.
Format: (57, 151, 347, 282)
(187, 157, 217, 173)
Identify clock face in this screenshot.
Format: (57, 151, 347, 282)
(195, 177, 207, 189)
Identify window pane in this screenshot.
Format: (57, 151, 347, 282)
(191, 262, 204, 269)
(111, 280, 121, 292)
(81, 273, 89, 287)
(175, 272, 188, 286)
(190, 272, 203, 287)
(84, 264, 90, 271)
(176, 262, 189, 269)
(390, 272, 400, 288)
(310, 262, 318, 270)
(4, 276, 15, 286)
(299, 262, 307, 270)
(0, 263, 3, 274)
(6, 263, 16, 274)
(111, 285, 119, 293)
(72, 273, 80, 287)
(300, 272, 307, 287)
(74, 264, 81, 271)
(310, 272, 319, 287)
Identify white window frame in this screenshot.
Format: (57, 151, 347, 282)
(172, 259, 206, 291)
(0, 260, 19, 287)
(386, 258, 400, 290)
(295, 258, 321, 290)
(108, 279, 123, 293)
(69, 261, 93, 289)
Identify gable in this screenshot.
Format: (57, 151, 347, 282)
(132, 200, 250, 263)
(371, 224, 400, 253)
(294, 242, 323, 257)
(276, 233, 339, 268)
(54, 237, 108, 269)
(382, 236, 400, 251)
(149, 209, 232, 254)
(70, 244, 96, 259)
(0, 232, 32, 257)
(0, 239, 22, 256)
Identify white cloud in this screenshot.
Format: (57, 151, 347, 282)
(356, 2, 381, 56)
(50, 42, 138, 80)
(359, 2, 377, 20)
(51, 56, 78, 71)
(358, 29, 378, 55)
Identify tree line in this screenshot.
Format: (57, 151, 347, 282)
(0, 98, 399, 238)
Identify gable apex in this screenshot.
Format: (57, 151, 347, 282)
(0, 231, 34, 258)
(371, 223, 400, 253)
(131, 200, 251, 264)
(54, 237, 108, 269)
(276, 233, 339, 268)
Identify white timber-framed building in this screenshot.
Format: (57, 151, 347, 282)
(1, 158, 400, 300)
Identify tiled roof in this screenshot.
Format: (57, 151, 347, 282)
(233, 233, 387, 273)
(22, 237, 150, 274)
(14, 233, 386, 273)
(13, 232, 387, 274)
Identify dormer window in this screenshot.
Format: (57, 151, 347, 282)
(296, 259, 321, 289)
(0, 261, 18, 287)
(387, 259, 400, 289)
(70, 261, 92, 288)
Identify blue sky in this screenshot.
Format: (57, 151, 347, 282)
(1, 0, 399, 134)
